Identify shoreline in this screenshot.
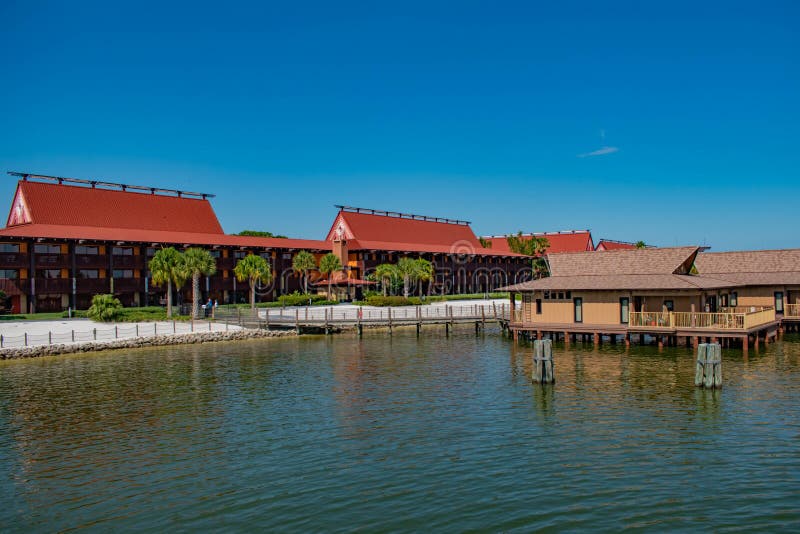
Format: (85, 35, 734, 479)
(0, 328, 296, 360)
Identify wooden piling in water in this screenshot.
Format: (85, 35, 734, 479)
(532, 339, 555, 384)
(695, 342, 722, 389)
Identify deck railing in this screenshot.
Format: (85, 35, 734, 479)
(629, 307, 775, 330)
(785, 304, 800, 318)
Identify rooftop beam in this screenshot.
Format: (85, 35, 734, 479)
(7, 171, 215, 199)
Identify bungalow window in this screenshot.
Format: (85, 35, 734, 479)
(78, 269, 99, 279)
(620, 297, 629, 324)
(574, 297, 583, 323)
(664, 300, 674, 312)
(544, 291, 550, 300)
(775, 292, 784, 313)
(0, 243, 20, 253)
(112, 269, 134, 278)
(535, 299, 542, 314)
(0, 269, 18, 279)
(75, 245, 99, 255)
(720, 294, 728, 307)
(730, 292, 738, 307)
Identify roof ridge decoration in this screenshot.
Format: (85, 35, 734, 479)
(8, 171, 215, 200)
(334, 205, 470, 226)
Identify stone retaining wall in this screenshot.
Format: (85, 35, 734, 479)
(0, 328, 296, 360)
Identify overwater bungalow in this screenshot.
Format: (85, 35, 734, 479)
(694, 249, 800, 324)
(501, 246, 786, 354)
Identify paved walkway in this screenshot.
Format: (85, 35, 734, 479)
(0, 319, 241, 349)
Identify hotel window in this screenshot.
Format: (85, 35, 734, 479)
(38, 269, 61, 279)
(0, 243, 20, 253)
(775, 292, 784, 313)
(282, 253, 292, 260)
(75, 245, 99, 255)
(730, 292, 738, 307)
(146, 247, 158, 257)
(112, 247, 133, 256)
(78, 269, 100, 279)
(234, 251, 247, 259)
(620, 297, 630, 324)
(34, 244, 61, 254)
(209, 250, 221, 258)
(0, 269, 18, 279)
(535, 299, 542, 314)
(113, 269, 134, 278)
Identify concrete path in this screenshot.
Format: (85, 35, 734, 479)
(0, 319, 242, 349)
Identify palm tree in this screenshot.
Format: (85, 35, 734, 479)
(375, 263, 398, 296)
(396, 257, 418, 298)
(506, 232, 551, 279)
(319, 253, 342, 300)
(635, 240, 647, 249)
(292, 250, 317, 294)
(415, 258, 434, 297)
(149, 247, 187, 318)
(184, 248, 217, 318)
(234, 254, 272, 310)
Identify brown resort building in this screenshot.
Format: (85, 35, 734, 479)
(0, 173, 532, 313)
(502, 246, 800, 353)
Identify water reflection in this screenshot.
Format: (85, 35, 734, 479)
(0, 329, 798, 531)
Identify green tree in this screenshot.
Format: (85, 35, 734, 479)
(236, 230, 288, 238)
(396, 257, 419, 298)
(506, 232, 551, 279)
(183, 248, 217, 318)
(149, 247, 187, 318)
(415, 258, 434, 296)
(635, 240, 647, 249)
(479, 237, 492, 249)
(319, 253, 342, 300)
(292, 250, 317, 294)
(374, 263, 398, 296)
(234, 254, 272, 310)
(87, 294, 123, 322)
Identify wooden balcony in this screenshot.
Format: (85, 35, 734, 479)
(33, 278, 72, 293)
(111, 255, 145, 269)
(629, 308, 776, 333)
(0, 252, 29, 268)
(75, 254, 108, 268)
(35, 254, 69, 268)
(112, 278, 144, 293)
(785, 304, 800, 319)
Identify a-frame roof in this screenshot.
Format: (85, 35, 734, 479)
(7, 180, 225, 234)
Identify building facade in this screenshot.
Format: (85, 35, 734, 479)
(0, 174, 532, 313)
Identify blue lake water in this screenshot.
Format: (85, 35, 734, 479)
(1, 328, 799, 531)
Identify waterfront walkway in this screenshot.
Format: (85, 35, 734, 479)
(0, 319, 242, 349)
(216, 299, 510, 333)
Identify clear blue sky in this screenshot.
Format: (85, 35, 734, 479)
(1, 1, 797, 250)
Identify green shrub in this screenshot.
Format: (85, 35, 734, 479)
(278, 292, 329, 306)
(365, 295, 423, 307)
(87, 294, 123, 322)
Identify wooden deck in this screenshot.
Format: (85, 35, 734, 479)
(215, 303, 510, 334)
(507, 308, 781, 354)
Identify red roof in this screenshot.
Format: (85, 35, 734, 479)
(326, 209, 525, 256)
(0, 223, 331, 250)
(8, 180, 224, 234)
(595, 239, 638, 251)
(481, 231, 594, 255)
